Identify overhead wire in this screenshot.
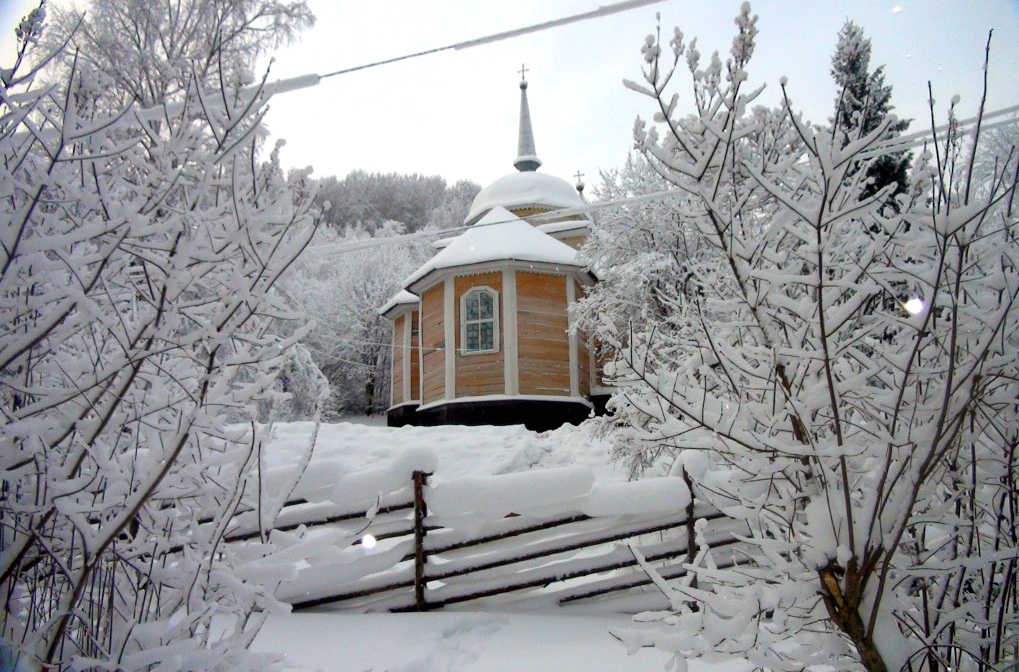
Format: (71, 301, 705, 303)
(318, 0, 669, 80)
(4, 0, 669, 142)
(8, 0, 1012, 252)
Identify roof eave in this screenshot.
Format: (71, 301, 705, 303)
(379, 296, 420, 319)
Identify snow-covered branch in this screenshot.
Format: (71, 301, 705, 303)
(579, 6, 1019, 671)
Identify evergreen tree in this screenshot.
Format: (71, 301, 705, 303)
(831, 20, 910, 202)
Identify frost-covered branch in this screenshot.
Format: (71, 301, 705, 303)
(0, 5, 323, 670)
(579, 5, 1019, 671)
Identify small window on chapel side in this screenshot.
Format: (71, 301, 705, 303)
(461, 287, 498, 354)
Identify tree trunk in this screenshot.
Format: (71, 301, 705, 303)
(819, 565, 890, 672)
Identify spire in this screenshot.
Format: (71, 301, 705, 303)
(514, 65, 542, 172)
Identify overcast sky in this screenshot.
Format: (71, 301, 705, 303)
(3, 1, 1018, 190)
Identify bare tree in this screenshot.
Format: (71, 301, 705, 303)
(281, 221, 433, 417)
(582, 6, 1018, 670)
(46, 0, 313, 109)
(1, 5, 320, 670)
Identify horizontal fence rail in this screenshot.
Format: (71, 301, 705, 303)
(233, 466, 749, 613)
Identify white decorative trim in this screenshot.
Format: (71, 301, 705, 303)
(589, 336, 597, 394)
(416, 394, 594, 412)
(458, 285, 500, 356)
(443, 278, 455, 400)
(418, 309, 425, 403)
(566, 278, 579, 398)
(502, 268, 519, 395)
(402, 313, 412, 403)
(389, 316, 397, 407)
(591, 385, 614, 396)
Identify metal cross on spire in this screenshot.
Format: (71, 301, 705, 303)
(514, 66, 541, 172)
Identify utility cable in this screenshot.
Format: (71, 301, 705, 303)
(317, 0, 669, 80)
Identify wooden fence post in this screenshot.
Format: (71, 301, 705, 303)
(412, 471, 430, 611)
(683, 467, 698, 593)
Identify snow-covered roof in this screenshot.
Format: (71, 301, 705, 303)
(379, 289, 419, 317)
(465, 172, 586, 225)
(402, 207, 584, 291)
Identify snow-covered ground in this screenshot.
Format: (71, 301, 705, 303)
(253, 610, 748, 672)
(251, 420, 728, 672)
(263, 417, 643, 486)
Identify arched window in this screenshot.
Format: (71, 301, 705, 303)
(460, 287, 499, 354)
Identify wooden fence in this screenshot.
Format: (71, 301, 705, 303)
(227, 470, 745, 613)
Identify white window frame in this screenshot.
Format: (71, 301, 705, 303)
(459, 286, 500, 356)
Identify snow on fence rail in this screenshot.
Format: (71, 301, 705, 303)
(224, 459, 745, 612)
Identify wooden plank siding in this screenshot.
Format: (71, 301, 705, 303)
(517, 272, 570, 396)
(409, 310, 420, 401)
(454, 273, 504, 397)
(421, 285, 445, 404)
(391, 313, 404, 406)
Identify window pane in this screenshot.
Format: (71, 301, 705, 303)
(466, 323, 479, 350)
(480, 321, 494, 350)
(466, 295, 479, 320)
(479, 292, 493, 319)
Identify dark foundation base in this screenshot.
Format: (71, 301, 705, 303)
(386, 403, 420, 427)
(395, 398, 592, 432)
